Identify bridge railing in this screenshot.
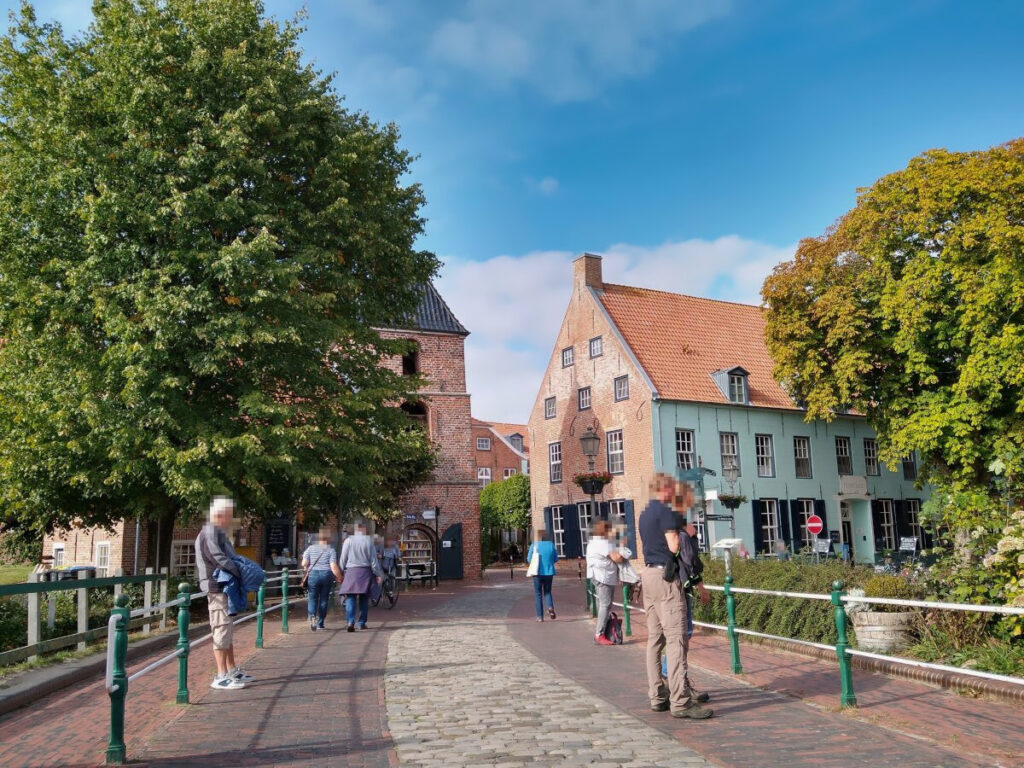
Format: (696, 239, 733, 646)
(104, 568, 303, 764)
(585, 575, 1024, 708)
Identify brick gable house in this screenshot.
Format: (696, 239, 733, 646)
(43, 282, 481, 581)
(472, 419, 529, 488)
(529, 254, 928, 566)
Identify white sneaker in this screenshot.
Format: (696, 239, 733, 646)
(210, 675, 246, 690)
(230, 668, 254, 682)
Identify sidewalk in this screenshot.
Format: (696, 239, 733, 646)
(508, 577, 1024, 768)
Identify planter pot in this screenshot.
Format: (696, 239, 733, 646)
(578, 479, 607, 495)
(851, 610, 916, 653)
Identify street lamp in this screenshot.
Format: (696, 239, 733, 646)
(579, 426, 601, 533)
(723, 458, 739, 488)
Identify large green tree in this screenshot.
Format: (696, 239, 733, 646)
(763, 139, 1024, 543)
(0, 0, 437, 556)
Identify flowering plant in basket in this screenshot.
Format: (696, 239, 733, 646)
(573, 471, 612, 486)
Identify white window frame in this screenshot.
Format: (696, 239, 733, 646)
(561, 346, 574, 367)
(728, 373, 746, 404)
(551, 505, 565, 557)
(544, 396, 556, 420)
(51, 544, 65, 568)
(589, 336, 603, 358)
(835, 436, 853, 475)
(476, 436, 491, 451)
(171, 540, 197, 578)
(607, 429, 625, 474)
(503, 467, 518, 479)
(794, 436, 812, 478)
(614, 375, 629, 401)
(902, 454, 917, 481)
(578, 386, 591, 410)
(797, 499, 816, 549)
(719, 432, 739, 475)
(760, 499, 780, 554)
(864, 438, 879, 476)
(675, 429, 695, 470)
(755, 434, 775, 478)
(510, 435, 523, 452)
(907, 499, 924, 549)
(608, 499, 627, 527)
(477, 467, 492, 488)
(878, 499, 897, 551)
(549, 442, 563, 483)
(94, 541, 111, 577)
(577, 502, 594, 551)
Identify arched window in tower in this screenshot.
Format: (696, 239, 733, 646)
(401, 400, 429, 434)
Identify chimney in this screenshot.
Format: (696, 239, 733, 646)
(573, 253, 603, 291)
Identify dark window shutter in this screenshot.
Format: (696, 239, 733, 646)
(563, 506, 582, 559)
(543, 507, 553, 538)
(894, 500, 909, 539)
(623, 500, 637, 555)
(790, 501, 804, 550)
(871, 501, 885, 552)
(778, 500, 791, 548)
(752, 500, 765, 554)
(599, 501, 610, 521)
(813, 499, 830, 539)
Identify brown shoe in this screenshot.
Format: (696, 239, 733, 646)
(671, 704, 713, 720)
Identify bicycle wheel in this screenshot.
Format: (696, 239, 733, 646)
(385, 574, 399, 608)
(370, 581, 383, 607)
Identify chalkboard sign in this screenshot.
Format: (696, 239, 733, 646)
(829, 530, 841, 543)
(813, 538, 832, 554)
(899, 536, 918, 553)
(264, 519, 291, 554)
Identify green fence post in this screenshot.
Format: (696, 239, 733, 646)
(105, 594, 130, 765)
(832, 580, 857, 708)
(724, 575, 743, 674)
(175, 583, 190, 705)
(281, 567, 289, 634)
(255, 582, 266, 649)
(622, 583, 632, 637)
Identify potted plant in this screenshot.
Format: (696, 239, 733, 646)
(717, 493, 747, 510)
(847, 574, 923, 653)
(573, 471, 612, 495)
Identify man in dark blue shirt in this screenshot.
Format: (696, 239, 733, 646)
(638, 474, 713, 719)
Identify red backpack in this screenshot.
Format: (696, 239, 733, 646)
(603, 612, 624, 645)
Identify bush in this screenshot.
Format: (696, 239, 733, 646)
(860, 573, 926, 610)
(692, 558, 874, 645)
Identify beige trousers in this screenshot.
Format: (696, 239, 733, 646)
(641, 567, 692, 711)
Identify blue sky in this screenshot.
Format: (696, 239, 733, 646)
(10, 1, 1024, 423)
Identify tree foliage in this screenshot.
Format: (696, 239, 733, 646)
(479, 474, 531, 532)
(0, 0, 437, 539)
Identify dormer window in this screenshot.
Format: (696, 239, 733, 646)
(509, 434, 523, 452)
(712, 366, 749, 405)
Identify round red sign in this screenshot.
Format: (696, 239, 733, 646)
(806, 514, 824, 535)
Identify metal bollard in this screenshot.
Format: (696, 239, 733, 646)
(281, 567, 289, 634)
(105, 594, 130, 764)
(622, 583, 632, 637)
(724, 575, 743, 674)
(832, 580, 857, 708)
(255, 582, 266, 649)
(176, 584, 190, 705)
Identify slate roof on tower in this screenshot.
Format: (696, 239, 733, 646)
(403, 281, 469, 336)
(596, 283, 799, 411)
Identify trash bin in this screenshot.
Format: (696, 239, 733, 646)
(60, 566, 97, 580)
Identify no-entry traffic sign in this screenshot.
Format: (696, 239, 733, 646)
(806, 514, 824, 536)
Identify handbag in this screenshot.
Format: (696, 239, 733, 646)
(526, 545, 541, 577)
(300, 549, 326, 591)
(662, 554, 680, 583)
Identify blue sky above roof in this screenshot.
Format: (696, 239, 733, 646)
(9, 0, 1024, 422)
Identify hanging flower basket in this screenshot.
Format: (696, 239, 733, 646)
(717, 493, 747, 510)
(573, 471, 612, 495)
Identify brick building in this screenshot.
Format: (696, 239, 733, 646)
(472, 419, 529, 488)
(43, 281, 481, 581)
(528, 254, 929, 565)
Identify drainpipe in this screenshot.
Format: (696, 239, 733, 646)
(133, 516, 141, 575)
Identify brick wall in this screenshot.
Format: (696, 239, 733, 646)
(473, 422, 526, 486)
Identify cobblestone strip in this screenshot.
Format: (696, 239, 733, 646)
(384, 585, 715, 768)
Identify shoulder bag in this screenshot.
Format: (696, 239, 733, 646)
(300, 549, 327, 591)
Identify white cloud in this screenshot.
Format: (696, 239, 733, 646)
(437, 236, 794, 423)
(538, 177, 559, 196)
(428, 0, 733, 102)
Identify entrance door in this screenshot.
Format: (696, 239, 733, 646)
(841, 501, 854, 562)
(439, 523, 464, 580)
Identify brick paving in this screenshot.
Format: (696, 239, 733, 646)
(509, 576, 1024, 768)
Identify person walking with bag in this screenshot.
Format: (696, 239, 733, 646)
(338, 523, 384, 631)
(526, 529, 558, 621)
(586, 520, 625, 644)
(301, 528, 343, 632)
(638, 474, 712, 719)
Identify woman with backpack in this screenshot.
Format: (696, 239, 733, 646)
(586, 520, 625, 645)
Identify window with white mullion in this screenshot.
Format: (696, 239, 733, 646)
(864, 438, 879, 476)
(760, 499, 780, 554)
(549, 442, 562, 483)
(94, 542, 110, 577)
(797, 499, 816, 548)
(755, 434, 775, 477)
(477, 467, 492, 488)
(719, 432, 740, 475)
(793, 436, 812, 478)
(171, 541, 197, 577)
(907, 499, 924, 549)
(879, 499, 897, 551)
(728, 373, 746, 404)
(577, 502, 593, 551)
(578, 386, 591, 410)
(52, 545, 65, 568)
(607, 430, 625, 474)
(551, 506, 565, 557)
(675, 429, 695, 470)
(835, 436, 852, 475)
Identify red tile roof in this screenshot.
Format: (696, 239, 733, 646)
(596, 283, 799, 411)
(473, 419, 529, 453)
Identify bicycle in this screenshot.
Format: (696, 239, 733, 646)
(371, 570, 400, 609)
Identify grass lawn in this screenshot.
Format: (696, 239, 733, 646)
(0, 563, 33, 585)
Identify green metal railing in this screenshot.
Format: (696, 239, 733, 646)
(104, 568, 301, 764)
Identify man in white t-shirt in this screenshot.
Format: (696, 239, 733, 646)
(586, 519, 625, 645)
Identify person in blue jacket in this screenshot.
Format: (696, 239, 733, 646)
(526, 529, 559, 621)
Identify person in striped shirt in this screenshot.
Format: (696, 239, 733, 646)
(302, 529, 343, 631)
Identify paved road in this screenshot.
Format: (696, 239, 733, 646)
(0, 573, 1021, 767)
